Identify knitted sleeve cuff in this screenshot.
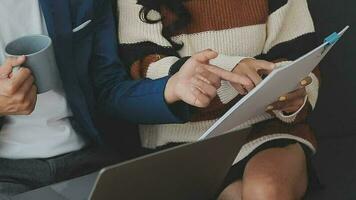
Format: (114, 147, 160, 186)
(209, 54, 250, 104)
(273, 71, 319, 123)
(146, 56, 180, 80)
(273, 95, 308, 123)
(306, 72, 319, 109)
(169, 56, 191, 76)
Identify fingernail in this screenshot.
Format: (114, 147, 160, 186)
(266, 105, 274, 111)
(0, 74, 8, 78)
(279, 96, 287, 101)
(13, 66, 22, 73)
(17, 55, 25, 61)
(301, 79, 308, 86)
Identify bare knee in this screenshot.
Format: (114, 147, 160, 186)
(242, 144, 308, 200)
(243, 175, 303, 200)
(218, 181, 242, 200)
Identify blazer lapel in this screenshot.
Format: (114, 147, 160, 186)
(39, 0, 79, 93)
(39, 0, 55, 38)
(39, 0, 99, 142)
(39, 0, 73, 72)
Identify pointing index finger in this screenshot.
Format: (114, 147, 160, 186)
(203, 64, 252, 86)
(193, 50, 218, 63)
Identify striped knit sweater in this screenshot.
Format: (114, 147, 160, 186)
(117, 0, 320, 163)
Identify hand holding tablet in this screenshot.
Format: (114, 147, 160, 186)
(199, 26, 350, 140)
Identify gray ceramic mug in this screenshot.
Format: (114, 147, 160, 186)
(5, 35, 60, 94)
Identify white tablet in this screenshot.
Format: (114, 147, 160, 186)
(199, 26, 350, 140)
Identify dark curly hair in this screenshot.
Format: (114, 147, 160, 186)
(137, 0, 192, 50)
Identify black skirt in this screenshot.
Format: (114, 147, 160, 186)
(219, 139, 322, 195)
(142, 139, 322, 197)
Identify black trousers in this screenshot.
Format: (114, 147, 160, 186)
(0, 147, 123, 198)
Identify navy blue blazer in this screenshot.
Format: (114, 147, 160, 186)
(0, 0, 189, 144)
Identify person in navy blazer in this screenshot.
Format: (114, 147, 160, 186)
(0, 0, 186, 196)
(0, 0, 249, 196)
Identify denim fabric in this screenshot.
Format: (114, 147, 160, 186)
(0, 147, 122, 198)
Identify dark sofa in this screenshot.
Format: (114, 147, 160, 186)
(306, 0, 356, 199)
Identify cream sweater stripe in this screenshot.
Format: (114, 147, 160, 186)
(306, 73, 320, 109)
(140, 113, 273, 149)
(146, 57, 179, 80)
(263, 0, 316, 53)
(118, 0, 171, 47)
(234, 133, 316, 164)
(173, 25, 267, 57)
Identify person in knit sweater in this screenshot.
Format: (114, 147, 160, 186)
(116, 0, 321, 199)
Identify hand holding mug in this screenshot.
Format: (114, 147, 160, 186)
(0, 56, 37, 115)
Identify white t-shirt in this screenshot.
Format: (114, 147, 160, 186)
(0, 0, 86, 159)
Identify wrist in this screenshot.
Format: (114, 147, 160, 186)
(164, 75, 179, 104)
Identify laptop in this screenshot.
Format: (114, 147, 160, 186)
(12, 128, 250, 200)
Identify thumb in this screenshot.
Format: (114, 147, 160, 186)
(0, 56, 26, 78)
(192, 49, 218, 63)
(254, 60, 276, 72)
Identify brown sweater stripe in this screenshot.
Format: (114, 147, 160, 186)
(247, 119, 317, 149)
(162, 0, 268, 36)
